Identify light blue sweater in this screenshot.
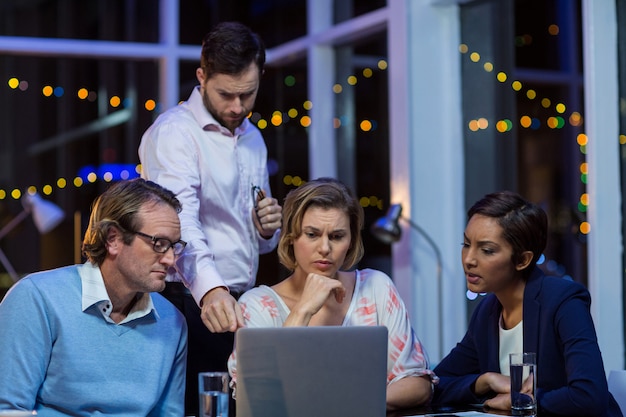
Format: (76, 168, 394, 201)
(0, 264, 187, 416)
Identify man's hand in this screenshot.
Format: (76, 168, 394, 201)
(200, 287, 245, 333)
(253, 193, 282, 237)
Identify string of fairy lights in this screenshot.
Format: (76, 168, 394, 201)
(2, 21, 620, 244)
(1, 59, 389, 212)
(458, 41, 596, 237)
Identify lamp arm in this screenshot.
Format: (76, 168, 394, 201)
(0, 209, 30, 241)
(0, 209, 30, 282)
(403, 216, 443, 271)
(0, 248, 19, 282)
(403, 215, 444, 359)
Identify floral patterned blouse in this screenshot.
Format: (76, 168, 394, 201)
(228, 268, 438, 387)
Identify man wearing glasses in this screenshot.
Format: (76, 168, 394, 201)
(139, 21, 282, 414)
(0, 178, 187, 416)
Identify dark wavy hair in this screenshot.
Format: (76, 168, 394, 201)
(277, 177, 364, 272)
(468, 190, 547, 276)
(200, 21, 266, 79)
(82, 178, 181, 266)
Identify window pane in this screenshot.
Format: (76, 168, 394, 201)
(0, 0, 159, 42)
(179, 0, 307, 47)
(334, 0, 387, 25)
(515, 0, 583, 72)
(335, 32, 390, 271)
(0, 55, 159, 271)
(460, 0, 586, 311)
(255, 61, 310, 284)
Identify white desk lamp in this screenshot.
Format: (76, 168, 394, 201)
(0, 192, 65, 282)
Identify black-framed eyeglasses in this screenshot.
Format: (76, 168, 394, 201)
(132, 230, 187, 256)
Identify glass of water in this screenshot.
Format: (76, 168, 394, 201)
(509, 352, 537, 416)
(198, 372, 229, 417)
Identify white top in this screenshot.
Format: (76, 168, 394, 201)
(139, 87, 280, 303)
(498, 314, 523, 376)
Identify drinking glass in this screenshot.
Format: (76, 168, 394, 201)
(509, 352, 537, 416)
(198, 372, 229, 417)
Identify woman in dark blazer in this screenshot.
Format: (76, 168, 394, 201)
(433, 191, 621, 417)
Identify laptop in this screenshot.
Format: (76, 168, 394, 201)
(235, 326, 388, 417)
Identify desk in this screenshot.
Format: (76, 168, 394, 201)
(387, 405, 512, 417)
(397, 413, 509, 417)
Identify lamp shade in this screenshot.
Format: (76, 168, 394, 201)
(370, 204, 403, 244)
(23, 193, 65, 234)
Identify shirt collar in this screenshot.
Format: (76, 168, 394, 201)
(188, 86, 251, 137)
(78, 262, 157, 324)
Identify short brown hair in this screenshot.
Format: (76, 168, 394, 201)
(278, 177, 364, 271)
(200, 21, 265, 79)
(82, 178, 181, 266)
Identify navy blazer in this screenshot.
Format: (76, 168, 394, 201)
(433, 267, 622, 416)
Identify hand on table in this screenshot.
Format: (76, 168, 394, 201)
(200, 287, 244, 333)
(476, 372, 511, 411)
(484, 392, 512, 411)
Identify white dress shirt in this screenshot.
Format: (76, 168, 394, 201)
(138, 86, 279, 305)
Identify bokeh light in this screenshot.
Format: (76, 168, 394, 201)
(579, 221, 591, 235)
(569, 112, 582, 126)
(300, 116, 311, 127)
(145, 99, 156, 111)
(360, 120, 372, 132)
(284, 75, 296, 87)
(548, 24, 560, 35)
(271, 111, 283, 126)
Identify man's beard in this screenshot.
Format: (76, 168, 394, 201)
(201, 88, 244, 133)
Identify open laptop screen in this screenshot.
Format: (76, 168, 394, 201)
(235, 326, 388, 417)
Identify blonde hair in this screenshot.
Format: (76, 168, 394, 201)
(277, 177, 364, 271)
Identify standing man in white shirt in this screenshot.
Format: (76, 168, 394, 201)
(138, 21, 282, 415)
